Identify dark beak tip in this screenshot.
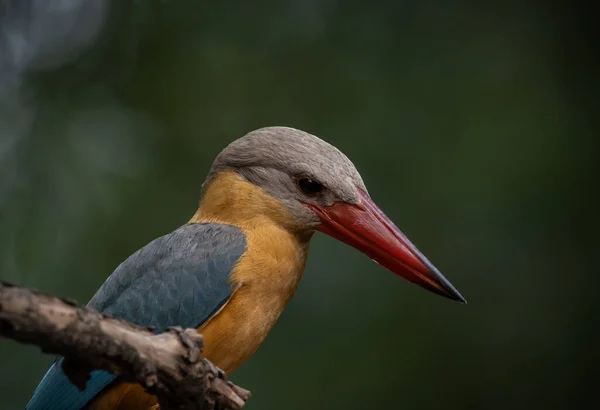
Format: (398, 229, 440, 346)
(456, 294, 468, 304)
(446, 288, 467, 304)
(433, 271, 467, 303)
(426, 265, 467, 304)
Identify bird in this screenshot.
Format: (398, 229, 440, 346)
(26, 126, 466, 410)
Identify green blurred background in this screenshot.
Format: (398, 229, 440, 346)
(1, 1, 598, 409)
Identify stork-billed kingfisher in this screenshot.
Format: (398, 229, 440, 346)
(27, 126, 466, 410)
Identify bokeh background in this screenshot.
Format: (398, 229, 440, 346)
(1, 1, 598, 409)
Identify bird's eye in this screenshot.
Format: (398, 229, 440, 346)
(297, 177, 323, 196)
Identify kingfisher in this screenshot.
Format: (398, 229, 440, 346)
(27, 126, 465, 410)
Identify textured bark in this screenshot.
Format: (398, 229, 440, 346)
(0, 282, 250, 410)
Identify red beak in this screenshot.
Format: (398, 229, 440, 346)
(306, 189, 466, 303)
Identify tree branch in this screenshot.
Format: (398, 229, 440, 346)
(0, 282, 250, 410)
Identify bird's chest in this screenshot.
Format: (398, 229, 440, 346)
(198, 224, 309, 374)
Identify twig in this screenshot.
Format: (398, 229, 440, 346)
(0, 282, 251, 410)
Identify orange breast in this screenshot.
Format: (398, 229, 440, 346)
(87, 172, 311, 410)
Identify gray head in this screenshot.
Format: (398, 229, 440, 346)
(204, 126, 367, 230)
(201, 126, 466, 303)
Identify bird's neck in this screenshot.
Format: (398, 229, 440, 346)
(190, 171, 313, 243)
(191, 170, 311, 297)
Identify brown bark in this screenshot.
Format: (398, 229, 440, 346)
(0, 282, 250, 410)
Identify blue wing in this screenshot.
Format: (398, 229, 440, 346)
(26, 223, 247, 410)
